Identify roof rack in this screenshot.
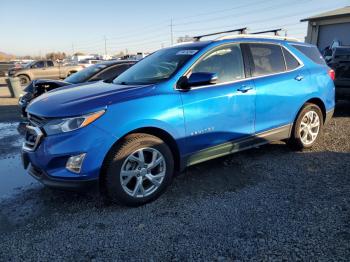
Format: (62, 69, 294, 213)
(193, 27, 247, 41)
(251, 28, 283, 36)
(215, 34, 299, 42)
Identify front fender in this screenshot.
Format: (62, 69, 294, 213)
(93, 90, 186, 155)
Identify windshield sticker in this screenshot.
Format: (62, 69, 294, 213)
(176, 50, 198, 55)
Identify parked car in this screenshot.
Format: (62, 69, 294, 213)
(324, 46, 350, 100)
(18, 60, 137, 118)
(78, 59, 103, 67)
(8, 60, 83, 86)
(0, 61, 15, 77)
(22, 35, 335, 206)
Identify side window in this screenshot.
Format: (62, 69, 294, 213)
(47, 61, 54, 67)
(282, 48, 300, 70)
(191, 44, 245, 84)
(95, 64, 131, 81)
(248, 43, 286, 77)
(34, 61, 45, 68)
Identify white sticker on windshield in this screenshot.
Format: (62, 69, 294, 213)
(176, 50, 198, 55)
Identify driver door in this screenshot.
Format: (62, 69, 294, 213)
(180, 43, 256, 159)
(31, 61, 47, 79)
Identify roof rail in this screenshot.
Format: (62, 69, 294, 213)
(193, 27, 247, 41)
(251, 28, 283, 36)
(215, 34, 299, 42)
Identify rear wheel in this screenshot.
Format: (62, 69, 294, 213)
(102, 134, 174, 206)
(287, 103, 323, 150)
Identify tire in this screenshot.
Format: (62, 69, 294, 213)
(287, 103, 324, 150)
(102, 133, 174, 206)
(18, 75, 30, 86)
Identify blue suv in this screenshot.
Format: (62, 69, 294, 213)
(22, 35, 335, 206)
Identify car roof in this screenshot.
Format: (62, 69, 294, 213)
(98, 60, 138, 66)
(168, 35, 308, 49)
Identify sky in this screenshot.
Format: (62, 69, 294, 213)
(1, 0, 350, 56)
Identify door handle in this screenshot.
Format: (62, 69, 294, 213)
(237, 85, 253, 93)
(295, 75, 304, 81)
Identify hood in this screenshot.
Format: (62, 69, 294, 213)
(26, 81, 154, 118)
(24, 79, 71, 93)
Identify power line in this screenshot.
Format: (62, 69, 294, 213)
(172, 4, 336, 35)
(172, 0, 309, 27)
(171, 0, 276, 23)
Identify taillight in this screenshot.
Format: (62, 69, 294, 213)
(328, 69, 335, 81)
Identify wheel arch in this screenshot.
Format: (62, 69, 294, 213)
(293, 97, 326, 126)
(16, 73, 31, 81)
(99, 126, 182, 189)
(304, 98, 326, 123)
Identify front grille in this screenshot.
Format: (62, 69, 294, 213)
(22, 124, 44, 152)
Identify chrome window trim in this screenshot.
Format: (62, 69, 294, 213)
(174, 41, 304, 91)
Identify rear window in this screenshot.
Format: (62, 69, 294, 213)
(248, 43, 286, 77)
(292, 45, 326, 65)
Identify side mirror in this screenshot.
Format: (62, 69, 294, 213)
(177, 72, 218, 90)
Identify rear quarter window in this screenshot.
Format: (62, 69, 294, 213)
(292, 44, 326, 65)
(282, 48, 300, 70)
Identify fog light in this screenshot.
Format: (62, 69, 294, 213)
(66, 153, 86, 174)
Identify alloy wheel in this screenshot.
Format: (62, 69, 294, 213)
(120, 147, 166, 198)
(299, 111, 320, 145)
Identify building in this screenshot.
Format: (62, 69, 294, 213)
(301, 6, 350, 52)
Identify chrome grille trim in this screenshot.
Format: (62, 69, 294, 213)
(22, 125, 43, 152)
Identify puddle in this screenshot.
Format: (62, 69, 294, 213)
(0, 122, 23, 157)
(0, 122, 38, 198)
(0, 155, 38, 199)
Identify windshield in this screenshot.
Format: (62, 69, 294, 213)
(113, 46, 203, 85)
(64, 64, 108, 84)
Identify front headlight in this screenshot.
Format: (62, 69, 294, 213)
(43, 110, 105, 135)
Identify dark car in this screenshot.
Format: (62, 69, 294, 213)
(324, 46, 350, 100)
(18, 60, 137, 117)
(0, 61, 15, 77)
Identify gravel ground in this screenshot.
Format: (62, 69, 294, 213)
(0, 101, 349, 261)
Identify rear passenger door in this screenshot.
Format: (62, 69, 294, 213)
(244, 43, 308, 135)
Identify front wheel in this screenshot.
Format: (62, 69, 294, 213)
(18, 75, 30, 86)
(102, 133, 174, 206)
(287, 103, 323, 150)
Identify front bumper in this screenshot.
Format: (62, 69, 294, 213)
(26, 162, 97, 190)
(22, 122, 117, 189)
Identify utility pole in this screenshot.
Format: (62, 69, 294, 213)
(71, 43, 75, 55)
(104, 36, 107, 57)
(170, 18, 174, 46)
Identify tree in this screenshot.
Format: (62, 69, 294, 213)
(45, 52, 67, 61)
(73, 52, 85, 56)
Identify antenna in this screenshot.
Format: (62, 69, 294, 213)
(193, 27, 247, 41)
(251, 28, 283, 36)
